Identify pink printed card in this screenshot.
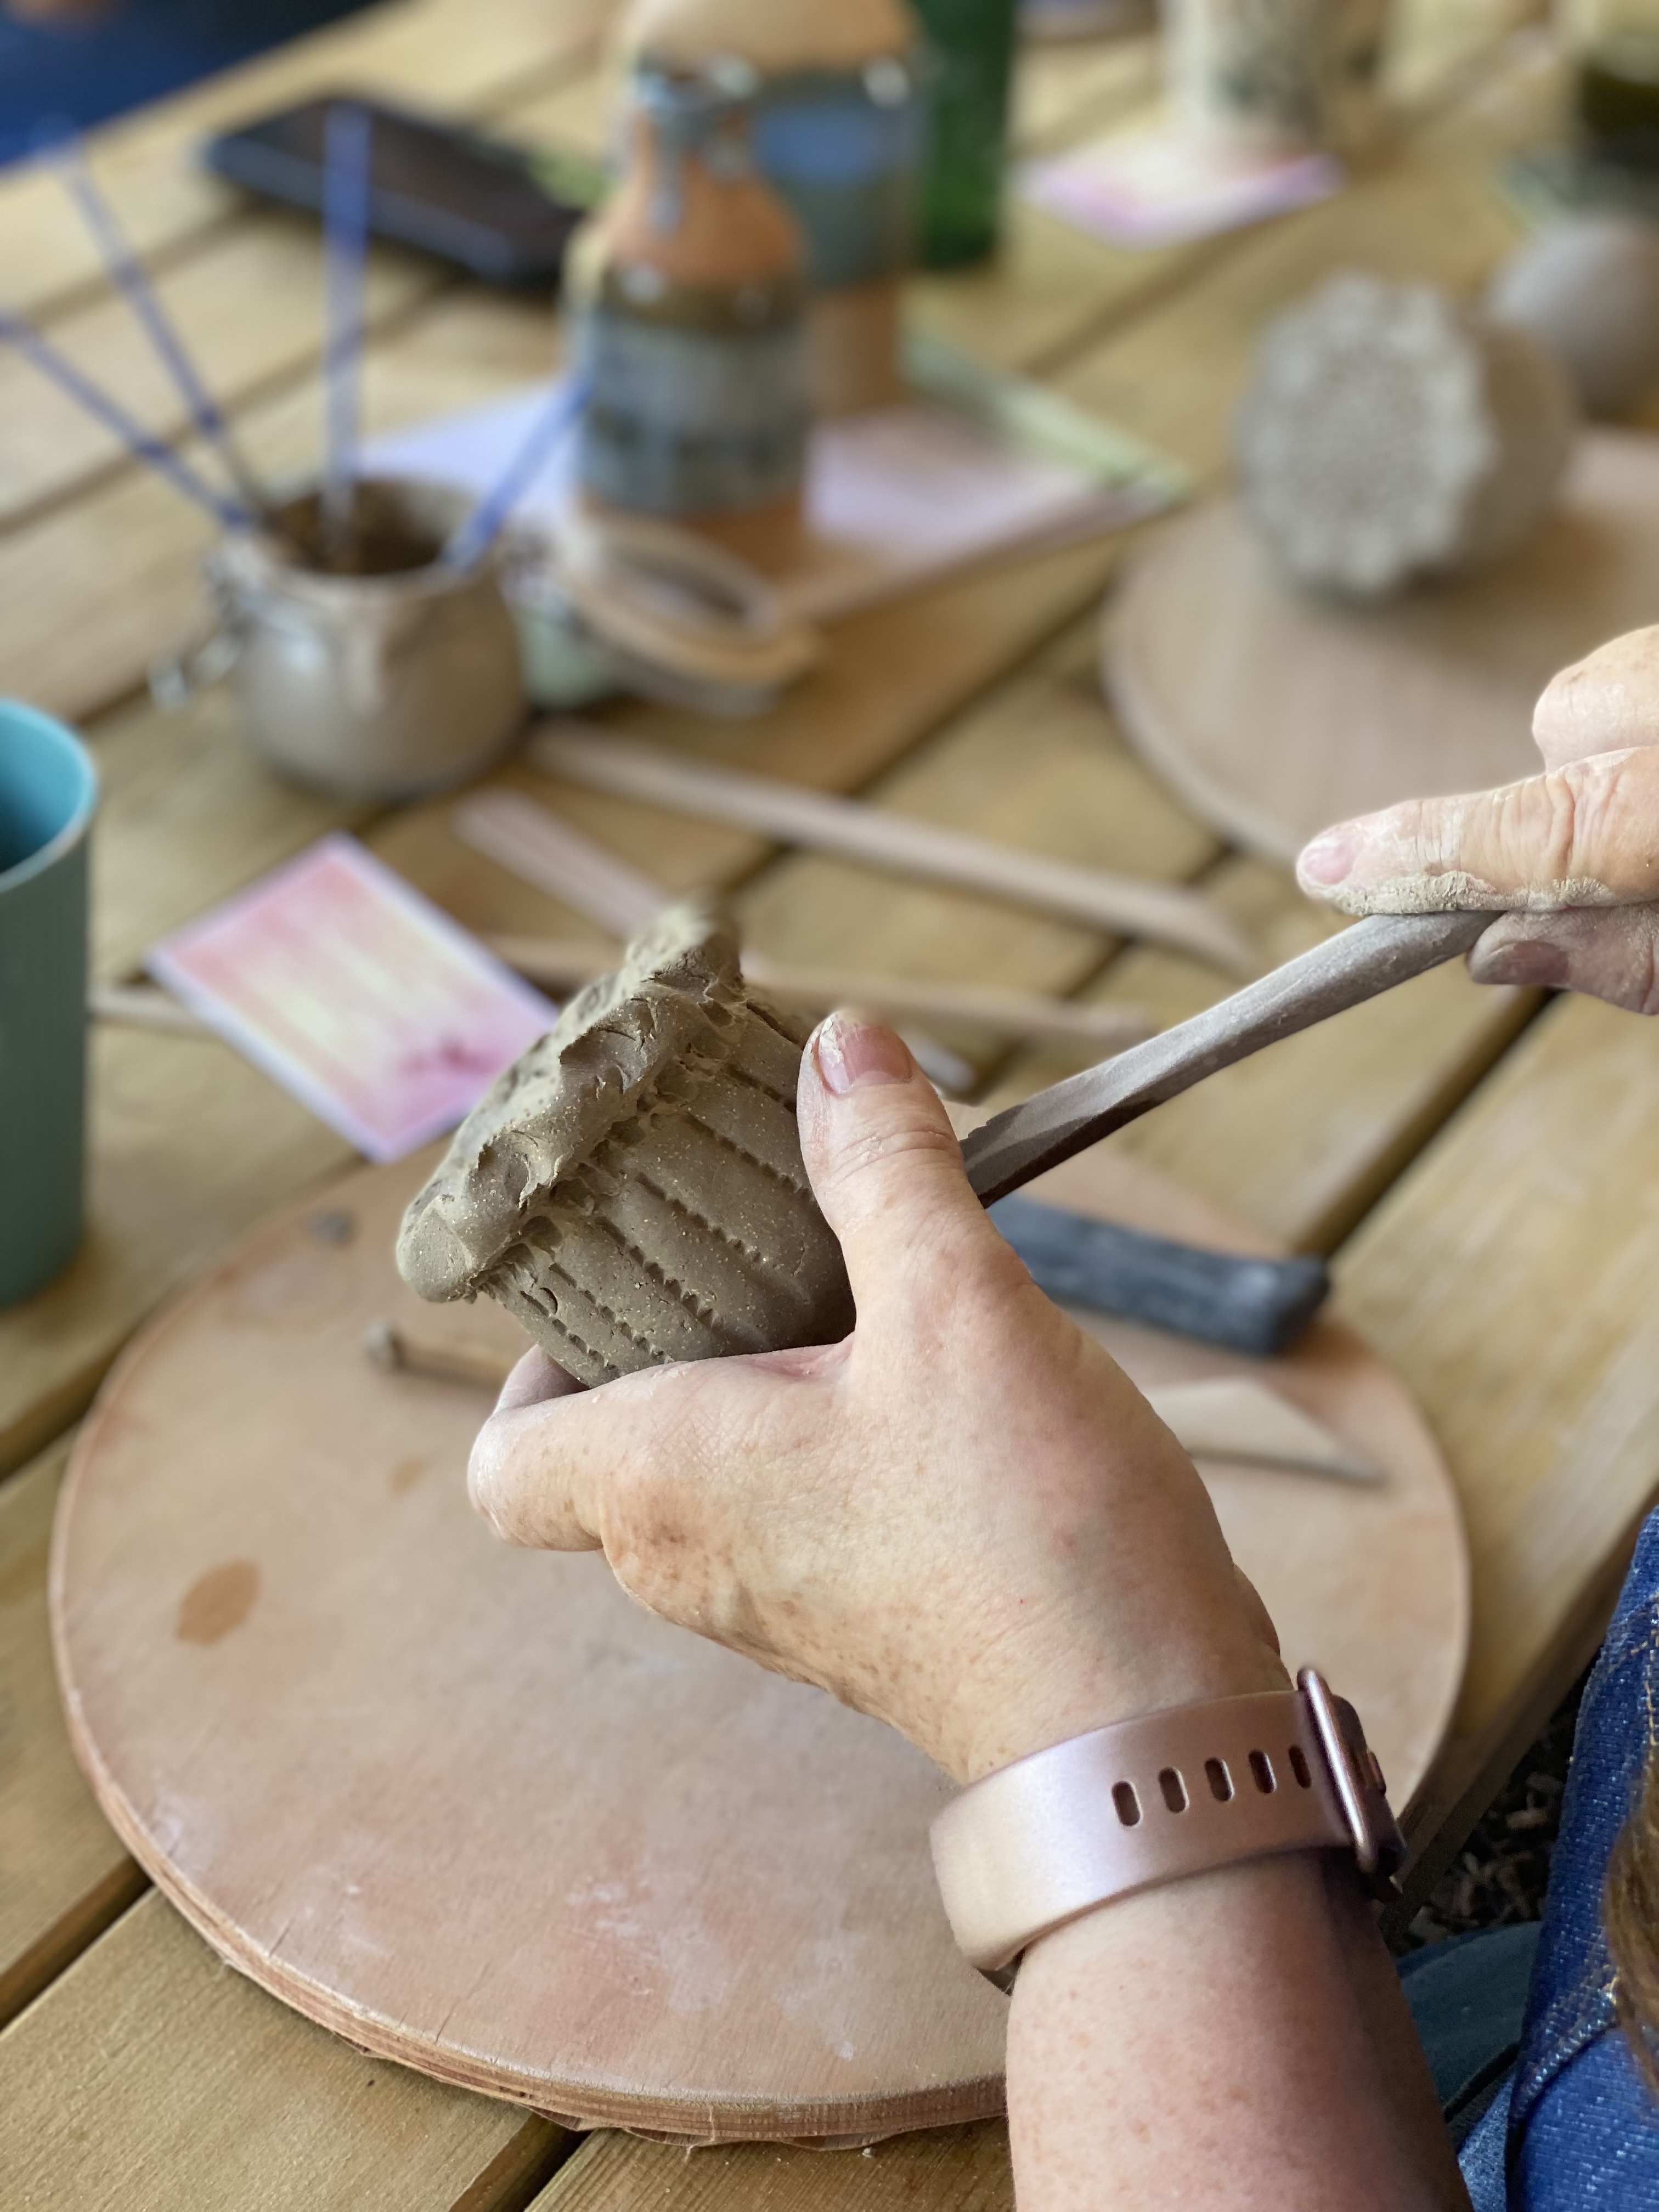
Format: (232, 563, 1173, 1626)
(148, 834, 557, 1162)
(1021, 129, 1343, 250)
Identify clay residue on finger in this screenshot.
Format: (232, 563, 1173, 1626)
(1305, 786, 1621, 917)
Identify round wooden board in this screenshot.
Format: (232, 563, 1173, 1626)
(52, 1142, 1468, 2144)
(1103, 427, 1659, 864)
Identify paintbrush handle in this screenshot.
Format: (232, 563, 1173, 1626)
(962, 910, 1490, 1206)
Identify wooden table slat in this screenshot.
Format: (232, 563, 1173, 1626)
(0, 1893, 573, 2212)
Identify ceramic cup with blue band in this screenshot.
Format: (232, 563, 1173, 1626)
(0, 702, 97, 1306)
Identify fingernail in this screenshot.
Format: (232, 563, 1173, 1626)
(1297, 827, 1357, 888)
(814, 1011, 914, 1095)
(1474, 938, 1568, 989)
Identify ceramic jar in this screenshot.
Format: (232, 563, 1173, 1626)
(183, 478, 525, 799)
(568, 61, 811, 568)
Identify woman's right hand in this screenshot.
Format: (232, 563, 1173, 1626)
(1295, 624, 1659, 1012)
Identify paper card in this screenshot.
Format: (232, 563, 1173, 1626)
(1021, 128, 1344, 250)
(148, 835, 556, 1162)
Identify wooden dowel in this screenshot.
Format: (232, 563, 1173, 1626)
(529, 723, 1260, 978)
(89, 982, 211, 1035)
(489, 932, 1154, 1052)
(362, 1319, 515, 1391)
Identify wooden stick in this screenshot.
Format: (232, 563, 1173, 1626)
(453, 791, 663, 938)
(960, 910, 1490, 1206)
(489, 932, 1154, 1052)
(529, 723, 1260, 978)
(89, 982, 211, 1035)
(362, 1319, 514, 1391)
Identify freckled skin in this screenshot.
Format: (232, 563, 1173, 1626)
(1296, 624, 1659, 1017)
(469, 1018, 1468, 2211)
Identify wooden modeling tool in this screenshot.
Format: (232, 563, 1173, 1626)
(365, 1318, 1377, 1481)
(961, 909, 1490, 1205)
(528, 723, 1261, 977)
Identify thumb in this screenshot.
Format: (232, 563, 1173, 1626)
(797, 1011, 1017, 1325)
(1295, 748, 1659, 916)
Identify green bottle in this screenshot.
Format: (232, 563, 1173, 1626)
(911, 0, 1019, 266)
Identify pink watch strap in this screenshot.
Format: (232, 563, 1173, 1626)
(930, 1667, 1404, 1975)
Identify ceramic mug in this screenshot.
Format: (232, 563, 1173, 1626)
(160, 478, 526, 802)
(1163, 0, 1390, 156)
(0, 702, 97, 1306)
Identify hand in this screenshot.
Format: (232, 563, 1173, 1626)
(469, 1012, 1285, 1784)
(1295, 623, 1659, 1013)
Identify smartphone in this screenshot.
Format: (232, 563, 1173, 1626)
(203, 97, 601, 287)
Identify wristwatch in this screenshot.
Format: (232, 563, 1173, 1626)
(930, 1667, 1406, 1984)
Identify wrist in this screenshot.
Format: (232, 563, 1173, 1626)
(949, 1632, 1291, 1785)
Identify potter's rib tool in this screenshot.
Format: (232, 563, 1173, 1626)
(443, 375, 589, 574)
(49, 136, 270, 519)
(491, 930, 1155, 1054)
(529, 723, 1260, 978)
(962, 910, 1489, 1206)
(321, 99, 373, 552)
(0, 309, 250, 528)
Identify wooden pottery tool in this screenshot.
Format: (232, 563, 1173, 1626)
(529, 722, 1260, 975)
(52, 1142, 1466, 2141)
(1104, 426, 1659, 862)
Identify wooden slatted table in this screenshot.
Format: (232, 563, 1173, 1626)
(6, 1, 1658, 2204)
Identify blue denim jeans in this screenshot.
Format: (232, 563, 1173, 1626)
(1401, 1509, 1659, 2207)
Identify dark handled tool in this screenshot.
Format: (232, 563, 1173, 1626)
(990, 1197, 1329, 1356)
(962, 910, 1489, 1208)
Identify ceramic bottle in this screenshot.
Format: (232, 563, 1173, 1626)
(567, 61, 810, 569)
(619, 0, 923, 415)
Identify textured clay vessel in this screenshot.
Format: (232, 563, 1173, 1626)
(396, 904, 853, 1385)
(1235, 272, 1577, 601)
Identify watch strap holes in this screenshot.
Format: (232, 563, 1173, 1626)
(1288, 1744, 1313, 1788)
(1111, 1780, 1141, 1827)
(1248, 1749, 1276, 1794)
(1158, 1767, 1188, 1814)
(1204, 1756, 1233, 1802)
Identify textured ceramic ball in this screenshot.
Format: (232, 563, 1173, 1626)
(1235, 272, 1577, 600)
(1485, 215, 1659, 420)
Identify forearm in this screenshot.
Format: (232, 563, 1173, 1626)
(1008, 1852, 1471, 2211)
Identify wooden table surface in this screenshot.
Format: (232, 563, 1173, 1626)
(6, 2, 1659, 2205)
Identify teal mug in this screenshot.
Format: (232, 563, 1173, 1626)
(0, 702, 97, 1306)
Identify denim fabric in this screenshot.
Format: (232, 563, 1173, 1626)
(1454, 1507, 1659, 2207)
(1398, 1923, 1539, 2145)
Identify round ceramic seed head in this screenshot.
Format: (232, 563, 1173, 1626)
(1486, 215, 1659, 420)
(396, 902, 853, 1386)
(1235, 272, 1576, 600)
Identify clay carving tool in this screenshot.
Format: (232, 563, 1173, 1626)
(452, 788, 974, 1093)
(442, 375, 589, 575)
(990, 1195, 1326, 1356)
(47, 133, 272, 522)
(961, 909, 1489, 1206)
(365, 1318, 1376, 1480)
(321, 100, 373, 558)
(0, 306, 251, 529)
(493, 929, 1155, 1055)
(528, 722, 1261, 978)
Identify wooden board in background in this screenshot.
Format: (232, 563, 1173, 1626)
(51, 1145, 1464, 2142)
(1103, 432, 1659, 863)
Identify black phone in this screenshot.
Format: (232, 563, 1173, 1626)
(202, 96, 601, 288)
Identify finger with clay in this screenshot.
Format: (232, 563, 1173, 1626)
(1296, 622, 1659, 1017)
